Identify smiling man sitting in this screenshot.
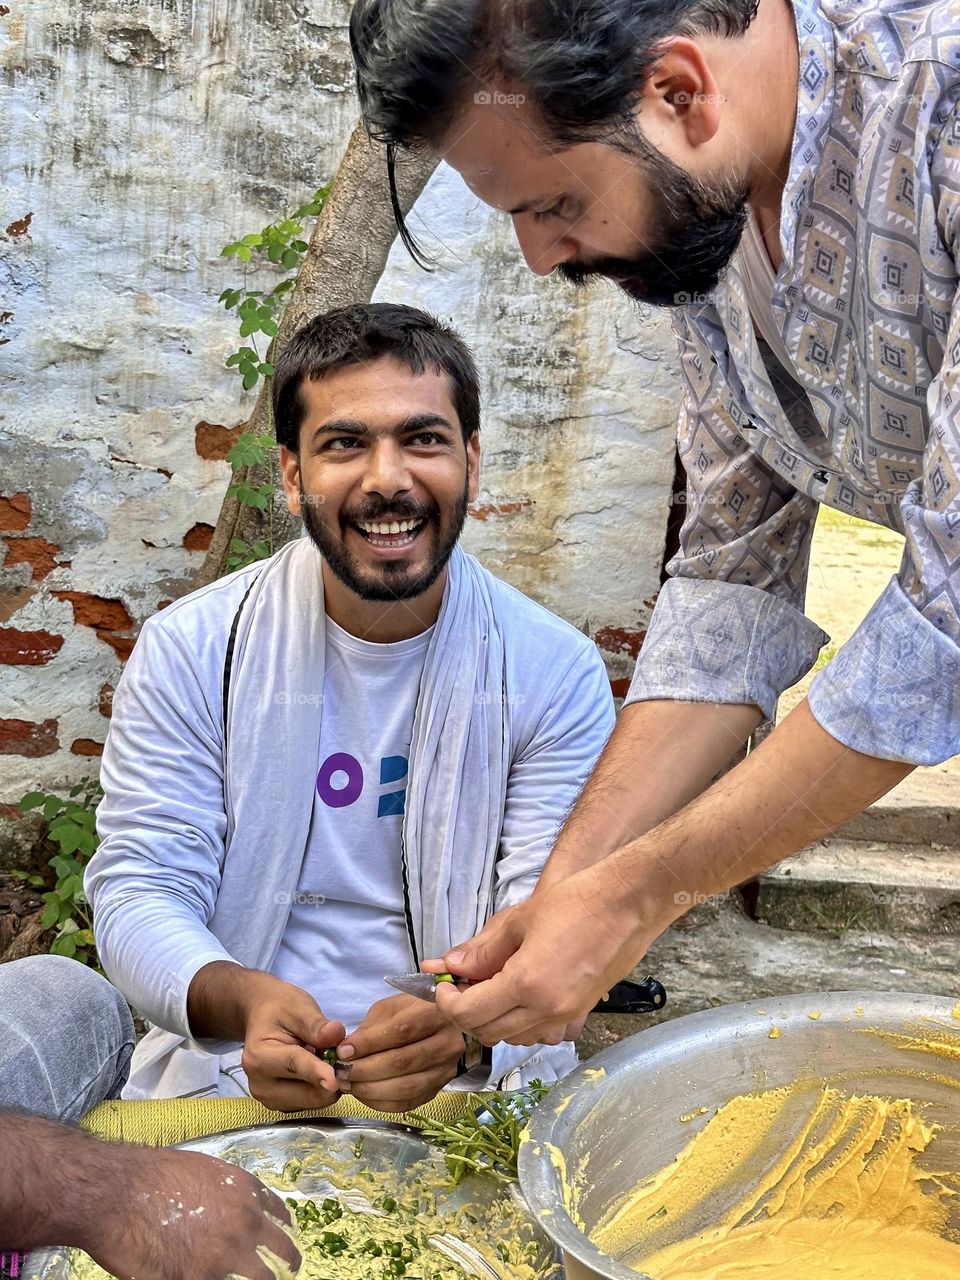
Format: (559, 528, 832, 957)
(84, 302, 614, 1109)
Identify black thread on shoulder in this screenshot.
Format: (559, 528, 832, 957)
(222, 580, 258, 748)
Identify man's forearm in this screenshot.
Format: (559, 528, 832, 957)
(0, 1112, 130, 1251)
(537, 698, 761, 892)
(186, 960, 280, 1041)
(608, 699, 913, 939)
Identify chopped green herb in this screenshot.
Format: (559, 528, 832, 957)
(413, 1080, 551, 1186)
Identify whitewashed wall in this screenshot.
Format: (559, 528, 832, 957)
(0, 0, 679, 806)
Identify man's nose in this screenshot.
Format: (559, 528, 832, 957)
(361, 439, 413, 497)
(512, 214, 578, 276)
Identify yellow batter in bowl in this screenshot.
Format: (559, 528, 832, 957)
(593, 1085, 960, 1279)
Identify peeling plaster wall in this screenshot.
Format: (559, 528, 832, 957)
(0, 1, 680, 805)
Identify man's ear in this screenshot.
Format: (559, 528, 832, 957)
(278, 445, 302, 516)
(466, 431, 481, 504)
(640, 37, 723, 149)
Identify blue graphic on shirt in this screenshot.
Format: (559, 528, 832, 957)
(316, 752, 409, 816)
(377, 755, 408, 817)
(380, 755, 408, 785)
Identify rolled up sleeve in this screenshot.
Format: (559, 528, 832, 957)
(808, 574, 960, 764)
(627, 309, 829, 719)
(808, 112, 960, 766)
(629, 577, 830, 721)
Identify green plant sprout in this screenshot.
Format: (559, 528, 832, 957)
(14, 778, 103, 966)
(217, 183, 331, 572)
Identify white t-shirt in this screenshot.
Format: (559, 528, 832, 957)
(220, 618, 432, 1094)
(271, 616, 434, 1032)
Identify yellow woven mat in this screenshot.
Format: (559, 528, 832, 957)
(80, 1091, 489, 1146)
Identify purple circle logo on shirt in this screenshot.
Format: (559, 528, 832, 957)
(316, 752, 364, 807)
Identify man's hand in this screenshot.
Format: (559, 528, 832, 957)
(422, 904, 523, 985)
(89, 1146, 301, 1280)
(188, 963, 345, 1112)
(430, 863, 654, 1047)
(338, 994, 466, 1113)
(241, 976, 347, 1112)
(0, 1110, 300, 1280)
(429, 702, 912, 1047)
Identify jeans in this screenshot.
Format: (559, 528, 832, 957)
(0, 955, 135, 1122)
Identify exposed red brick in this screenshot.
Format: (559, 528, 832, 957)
(53, 590, 132, 631)
(0, 492, 31, 531)
(183, 522, 214, 552)
(3, 536, 67, 581)
(594, 626, 647, 660)
(156, 599, 172, 609)
(0, 310, 12, 346)
(98, 682, 115, 717)
(468, 499, 534, 522)
(0, 718, 59, 757)
(70, 738, 104, 757)
(0, 8, 11, 18)
(53, 591, 135, 661)
(610, 678, 631, 700)
(195, 421, 242, 462)
(0, 584, 36, 624)
(0, 627, 64, 664)
(5, 213, 32, 239)
(101, 633, 136, 662)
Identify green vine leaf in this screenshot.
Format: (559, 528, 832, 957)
(19, 779, 102, 967)
(218, 183, 330, 570)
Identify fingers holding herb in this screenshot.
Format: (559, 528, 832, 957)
(342, 994, 465, 1111)
(238, 976, 345, 1110)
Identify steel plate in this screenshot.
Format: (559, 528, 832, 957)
(28, 1118, 561, 1280)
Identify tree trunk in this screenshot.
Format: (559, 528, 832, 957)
(192, 128, 438, 591)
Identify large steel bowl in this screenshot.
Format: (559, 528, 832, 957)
(519, 991, 960, 1280)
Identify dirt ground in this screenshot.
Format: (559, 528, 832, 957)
(776, 507, 959, 788)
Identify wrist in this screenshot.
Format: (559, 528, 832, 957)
(41, 1132, 142, 1253)
(599, 842, 680, 945)
(187, 961, 279, 1041)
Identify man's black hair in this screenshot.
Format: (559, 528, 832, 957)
(350, 0, 760, 266)
(272, 302, 481, 451)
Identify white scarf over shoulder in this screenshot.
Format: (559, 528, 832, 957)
(123, 540, 575, 1097)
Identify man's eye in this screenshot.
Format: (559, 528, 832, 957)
(328, 437, 362, 450)
(410, 431, 443, 446)
(532, 201, 566, 223)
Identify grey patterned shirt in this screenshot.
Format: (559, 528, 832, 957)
(628, 0, 960, 765)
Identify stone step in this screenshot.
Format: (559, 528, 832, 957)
(576, 892, 956, 1059)
(836, 769, 959, 847)
(752, 839, 960, 936)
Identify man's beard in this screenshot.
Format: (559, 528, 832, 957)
(559, 146, 750, 308)
(300, 483, 469, 602)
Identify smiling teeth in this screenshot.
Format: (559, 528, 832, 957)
(357, 519, 422, 535)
